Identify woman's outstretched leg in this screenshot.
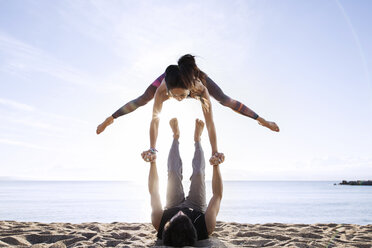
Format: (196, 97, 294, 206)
(165, 118, 185, 209)
(205, 77, 259, 119)
(97, 73, 165, 134)
(112, 84, 157, 119)
(96, 84, 157, 134)
(205, 77, 279, 132)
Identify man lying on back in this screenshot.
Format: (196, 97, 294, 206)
(142, 118, 224, 247)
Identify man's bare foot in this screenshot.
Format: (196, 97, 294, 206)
(169, 118, 180, 139)
(194, 118, 204, 142)
(96, 116, 114, 135)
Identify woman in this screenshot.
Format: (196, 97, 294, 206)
(97, 54, 279, 161)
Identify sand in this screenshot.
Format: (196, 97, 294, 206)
(0, 221, 371, 248)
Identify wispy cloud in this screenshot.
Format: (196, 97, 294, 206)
(0, 98, 35, 112)
(0, 97, 89, 135)
(335, 0, 371, 92)
(0, 138, 51, 151)
(7, 117, 63, 132)
(0, 31, 134, 96)
(56, 0, 262, 77)
(0, 32, 108, 91)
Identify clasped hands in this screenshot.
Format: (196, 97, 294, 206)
(209, 152, 225, 166)
(141, 149, 157, 163)
(141, 149, 225, 166)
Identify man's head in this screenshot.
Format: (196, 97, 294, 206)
(162, 210, 197, 247)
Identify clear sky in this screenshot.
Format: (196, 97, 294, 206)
(1, 0, 372, 181)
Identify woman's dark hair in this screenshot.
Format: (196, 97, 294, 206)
(165, 65, 187, 90)
(162, 214, 197, 247)
(178, 54, 207, 87)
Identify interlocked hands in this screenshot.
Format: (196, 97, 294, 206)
(209, 152, 225, 166)
(141, 149, 157, 162)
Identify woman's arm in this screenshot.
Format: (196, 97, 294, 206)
(205, 76, 279, 132)
(150, 82, 168, 150)
(200, 87, 218, 155)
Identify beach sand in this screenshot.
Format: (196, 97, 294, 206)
(0, 221, 371, 247)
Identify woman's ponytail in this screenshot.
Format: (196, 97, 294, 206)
(178, 54, 207, 87)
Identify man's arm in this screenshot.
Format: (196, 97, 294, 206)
(204, 164, 223, 235)
(148, 160, 163, 231)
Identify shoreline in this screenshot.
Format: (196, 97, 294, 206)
(1, 221, 371, 247)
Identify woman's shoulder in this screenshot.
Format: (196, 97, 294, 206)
(154, 80, 170, 100)
(191, 80, 207, 95)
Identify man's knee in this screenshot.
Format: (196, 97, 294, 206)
(192, 157, 205, 173)
(168, 167, 183, 179)
(190, 171, 205, 181)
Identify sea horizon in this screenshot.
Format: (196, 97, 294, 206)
(1, 177, 368, 182)
(1, 180, 371, 225)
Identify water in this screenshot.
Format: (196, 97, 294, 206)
(0, 181, 371, 224)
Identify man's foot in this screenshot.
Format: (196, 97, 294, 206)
(169, 118, 180, 140)
(194, 118, 204, 142)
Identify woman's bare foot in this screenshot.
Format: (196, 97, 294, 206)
(266, 121, 280, 132)
(194, 118, 204, 142)
(169, 118, 180, 140)
(259, 121, 279, 132)
(257, 117, 280, 132)
(96, 116, 114, 134)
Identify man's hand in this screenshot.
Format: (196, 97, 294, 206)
(141, 149, 157, 162)
(209, 152, 225, 166)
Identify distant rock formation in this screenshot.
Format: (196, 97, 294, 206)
(339, 180, 372, 186)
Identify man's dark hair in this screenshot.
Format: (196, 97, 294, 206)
(162, 214, 197, 247)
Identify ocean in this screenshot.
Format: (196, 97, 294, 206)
(0, 181, 371, 224)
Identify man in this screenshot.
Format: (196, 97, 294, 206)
(142, 118, 224, 247)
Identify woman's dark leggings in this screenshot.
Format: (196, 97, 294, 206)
(112, 77, 258, 120)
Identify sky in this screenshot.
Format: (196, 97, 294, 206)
(0, 0, 372, 181)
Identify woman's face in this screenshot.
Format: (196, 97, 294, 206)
(168, 88, 190, 101)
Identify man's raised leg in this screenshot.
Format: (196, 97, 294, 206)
(165, 118, 185, 209)
(183, 119, 207, 213)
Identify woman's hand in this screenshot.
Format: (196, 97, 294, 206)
(257, 117, 280, 132)
(209, 152, 225, 166)
(96, 116, 114, 134)
(141, 149, 157, 162)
